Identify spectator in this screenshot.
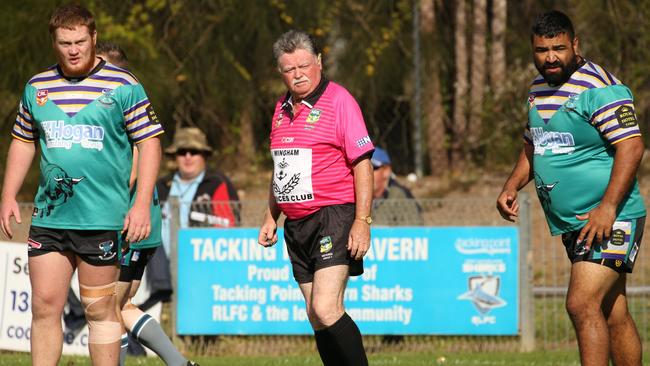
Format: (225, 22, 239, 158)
(371, 147, 423, 226)
(158, 127, 239, 252)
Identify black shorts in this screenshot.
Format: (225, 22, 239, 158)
(119, 247, 157, 282)
(561, 217, 645, 273)
(28, 226, 119, 266)
(284, 203, 363, 283)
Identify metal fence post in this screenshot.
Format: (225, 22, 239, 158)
(169, 196, 180, 341)
(519, 192, 535, 351)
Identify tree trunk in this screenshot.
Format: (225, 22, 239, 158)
(421, 0, 448, 176)
(452, 0, 468, 171)
(490, 0, 507, 97)
(469, 0, 487, 149)
(237, 95, 256, 170)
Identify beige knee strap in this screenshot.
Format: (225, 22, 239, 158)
(80, 283, 121, 344)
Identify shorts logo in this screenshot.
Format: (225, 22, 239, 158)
(630, 242, 639, 262)
(615, 259, 623, 268)
(36, 89, 48, 106)
(27, 238, 42, 250)
(320, 236, 333, 253)
(132, 251, 140, 262)
(98, 241, 116, 261)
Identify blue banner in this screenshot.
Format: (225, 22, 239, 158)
(177, 226, 519, 335)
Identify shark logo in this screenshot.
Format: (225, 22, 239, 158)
(98, 240, 116, 261)
(534, 172, 557, 213)
(36, 164, 85, 217)
(458, 275, 506, 315)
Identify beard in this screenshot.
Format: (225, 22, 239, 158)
(536, 55, 579, 86)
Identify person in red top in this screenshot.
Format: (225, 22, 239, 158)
(258, 30, 374, 366)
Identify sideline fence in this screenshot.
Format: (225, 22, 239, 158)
(8, 195, 650, 354)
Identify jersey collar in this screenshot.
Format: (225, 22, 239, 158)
(281, 77, 330, 116)
(56, 58, 106, 83)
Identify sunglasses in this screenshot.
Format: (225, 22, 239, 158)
(176, 149, 203, 156)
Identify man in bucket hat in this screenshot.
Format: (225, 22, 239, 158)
(157, 127, 239, 252)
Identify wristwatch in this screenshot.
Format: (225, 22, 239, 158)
(356, 216, 373, 225)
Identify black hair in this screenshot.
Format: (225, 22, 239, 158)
(531, 10, 575, 40)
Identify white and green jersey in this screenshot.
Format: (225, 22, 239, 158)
(12, 60, 164, 230)
(524, 60, 646, 235)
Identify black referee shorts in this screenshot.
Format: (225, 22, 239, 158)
(284, 203, 363, 283)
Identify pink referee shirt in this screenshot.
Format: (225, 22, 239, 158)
(270, 80, 374, 219)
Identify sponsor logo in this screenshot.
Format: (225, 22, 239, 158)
(35, 164, 85, 217)
(132, 250, 140, 262)
(458, 275, 506, 315)
(610, 229, 625, 246)
(455, 238, 511, 255)
(528, 94, 535, 110)
(320, 236, 333, 253)
(146, 105, 160, 124)
(356, 136, 371, 148)
(615, 105, 637, 128)
(98, 241, 116, 261)
(531, 127, 575, 155)
(36, 89, 48, 106)
(41, 120, 105, 151)
(27, 238, 42, 250)
(281, 137, 294, 143)
(462, 259, 506, 273)
(630, 242, 639, 263)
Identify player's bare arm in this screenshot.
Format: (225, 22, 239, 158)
(258, 178, 281, 247)
(124, 137, 161, 243)
(0, 140, 36, 238)
(348, 156, 373, 260)
(577, 136, 644, 248)
(497, 143, 534, 222)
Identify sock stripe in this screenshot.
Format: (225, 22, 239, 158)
(120, 334, 129, 348)
(132, 314, 153, 339)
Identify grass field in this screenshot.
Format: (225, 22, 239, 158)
(0, 350, 591, 366)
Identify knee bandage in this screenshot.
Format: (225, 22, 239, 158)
(80, 283, 122, 344)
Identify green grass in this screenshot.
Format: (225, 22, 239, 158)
(0, 350, 585, 366)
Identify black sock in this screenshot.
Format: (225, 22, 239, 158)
(325, 313, 368, 366)
(315, 327, 341, 366)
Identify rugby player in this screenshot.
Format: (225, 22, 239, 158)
(94, 41, 198, 366)
(0, 5, 162, 365)
(497, 10, 646, 366)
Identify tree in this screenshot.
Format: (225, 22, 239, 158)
(452, 0, 469, 171)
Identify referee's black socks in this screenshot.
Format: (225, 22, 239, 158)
(314, 312, 368, 366)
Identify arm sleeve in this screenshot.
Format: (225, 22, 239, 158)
(588, 85, 641, 145)
(12, 85, 36, 142)
(120, 84, 165, 143)
(335, 89, 374, 164)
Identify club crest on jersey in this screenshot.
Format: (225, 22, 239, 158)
(305, 109, 321, 130)
(97, 89, 116, 108)
(275, 112, 284, 127)
(36, 90, 48, 106)
(528, 94, 535, 110)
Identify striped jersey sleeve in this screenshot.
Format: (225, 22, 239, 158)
(12, 87, 36, 142)
(589, 85, 640, 144)
(120, 84, 164, 143)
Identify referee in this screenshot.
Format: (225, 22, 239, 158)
(258, 30, 374, 366)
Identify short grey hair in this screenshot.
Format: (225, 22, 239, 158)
(272, 30, 319, 63)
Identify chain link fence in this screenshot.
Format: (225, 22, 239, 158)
(7, 197, 650, 355)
